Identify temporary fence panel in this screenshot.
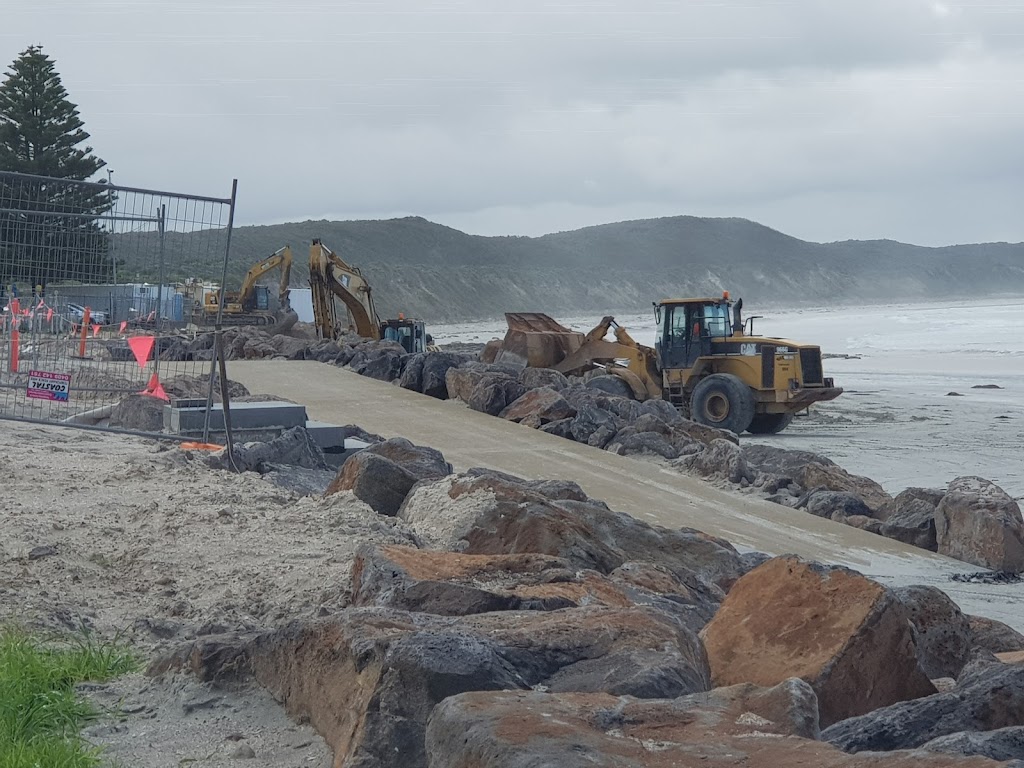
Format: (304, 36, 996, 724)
(0, 171, 236, 437)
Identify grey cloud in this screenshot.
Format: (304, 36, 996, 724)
(3, 0, 1022, 246)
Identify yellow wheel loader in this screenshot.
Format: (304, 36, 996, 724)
(308, 239, 435, 354)
(489, 294, 842, 435)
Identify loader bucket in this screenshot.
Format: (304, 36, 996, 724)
(495, 313, 585, 368)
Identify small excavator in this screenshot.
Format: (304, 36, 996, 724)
(308, 239, 433, 354)
(487, 293, 842, 434)
(192, 246, 294, 327)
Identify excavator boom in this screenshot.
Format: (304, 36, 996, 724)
(308, 239, 381, 341)
(308, 239, 435, 354)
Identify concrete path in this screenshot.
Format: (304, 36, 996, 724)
(229, 360, 1024, 630)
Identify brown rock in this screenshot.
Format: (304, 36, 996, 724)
(399, 468, 743, 590)
(159, 606, 710, 768)
(935, 476, 1024, 572)
(499, 386, 576, 425)
(968, 615, 1024, 654)
(425, 688, 999, 768)
(700, 556, 936, 727)
(351, 544, 723, 632)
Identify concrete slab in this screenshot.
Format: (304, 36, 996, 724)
(165, 401, 307, 435)
(227, 360, 1024, 631)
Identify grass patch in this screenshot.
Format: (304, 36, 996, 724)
(0, 628, 139, 768)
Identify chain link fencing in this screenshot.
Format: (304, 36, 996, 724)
(0, 171, 237, 440)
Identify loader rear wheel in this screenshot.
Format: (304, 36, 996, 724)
(746, 413, 794, 435)
(690, 374, 755, 435)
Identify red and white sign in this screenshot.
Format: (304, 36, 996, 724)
(27, 370, 72, 402)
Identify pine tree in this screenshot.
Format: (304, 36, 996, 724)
(0, 45, 113, 290)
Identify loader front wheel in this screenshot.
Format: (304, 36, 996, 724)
(690, 374, 755, 435)
(746, 413, 794, 435)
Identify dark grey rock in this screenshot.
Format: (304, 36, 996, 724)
(798, 490, 874, 520)
(211, 427, 327, 473)
(893, 585, 970, 679)
(921, 726, 1024, 762)
(584, 375, 635, 399)
(822, 663, 1024, 753)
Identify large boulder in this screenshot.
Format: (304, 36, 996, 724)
(466, 375, 527, 416)
(325, 452, 418, 516)
(443, 366, 483, 402)
(677, 439, 754, 485)
(210, 426, 327, 473)
(519, 367, 570, 391)
(922, 727, 1024, 763)
(157, 606, 710, 768)
(424, 686, 996, 768)
(743, 445, 892, 511)
(351, 544, 722, 633)
(568, 402, 623, 448)
(584, 374, 635, 399)
(798, 489, 876, 520)
(935, 476, 1024, 572)
(701, 556, 936, 727)
(361, 437, 451, 479)
(269, 334, 311, 360)
(499, 387, 576, 427)
(324, 437, 450, 515)
(401, 352, 469, 399)
(605, 430, 680, 460)
(893, 585, 971, 679)
(879, 488, 943, 550)
(823, 663, 1024, 753)
(420, 352, 468, 399)
(398, 353, 426, 393)
(968, 615, 1024, 654)
(399, 468, 743, 590)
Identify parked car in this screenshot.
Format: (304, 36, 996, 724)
(67, 303, 108, 325)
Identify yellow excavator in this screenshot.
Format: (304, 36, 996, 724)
(488, 293, 842, 434)
(308, 239, 433, 354)
(193, 246, 294, 327)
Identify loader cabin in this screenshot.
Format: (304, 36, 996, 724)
(654, 294, 740, 370)
(380, 316, 430, 354)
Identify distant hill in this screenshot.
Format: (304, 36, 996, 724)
(114, 215, 1024, 323)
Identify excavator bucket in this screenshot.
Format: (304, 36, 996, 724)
(493, 312, 585, 368)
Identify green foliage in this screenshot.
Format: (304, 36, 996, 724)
(0, 46, 113, 289)
(0, 46, 104, 179)
(0, 627, 139, 768)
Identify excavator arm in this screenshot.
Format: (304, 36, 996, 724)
(235, 246, 293, 312)
(309, 239, 381, 341)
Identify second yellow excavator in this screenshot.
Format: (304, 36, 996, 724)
(308, 239, 433, 354)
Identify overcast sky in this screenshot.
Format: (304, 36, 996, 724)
(4, 1, 1023, 245)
